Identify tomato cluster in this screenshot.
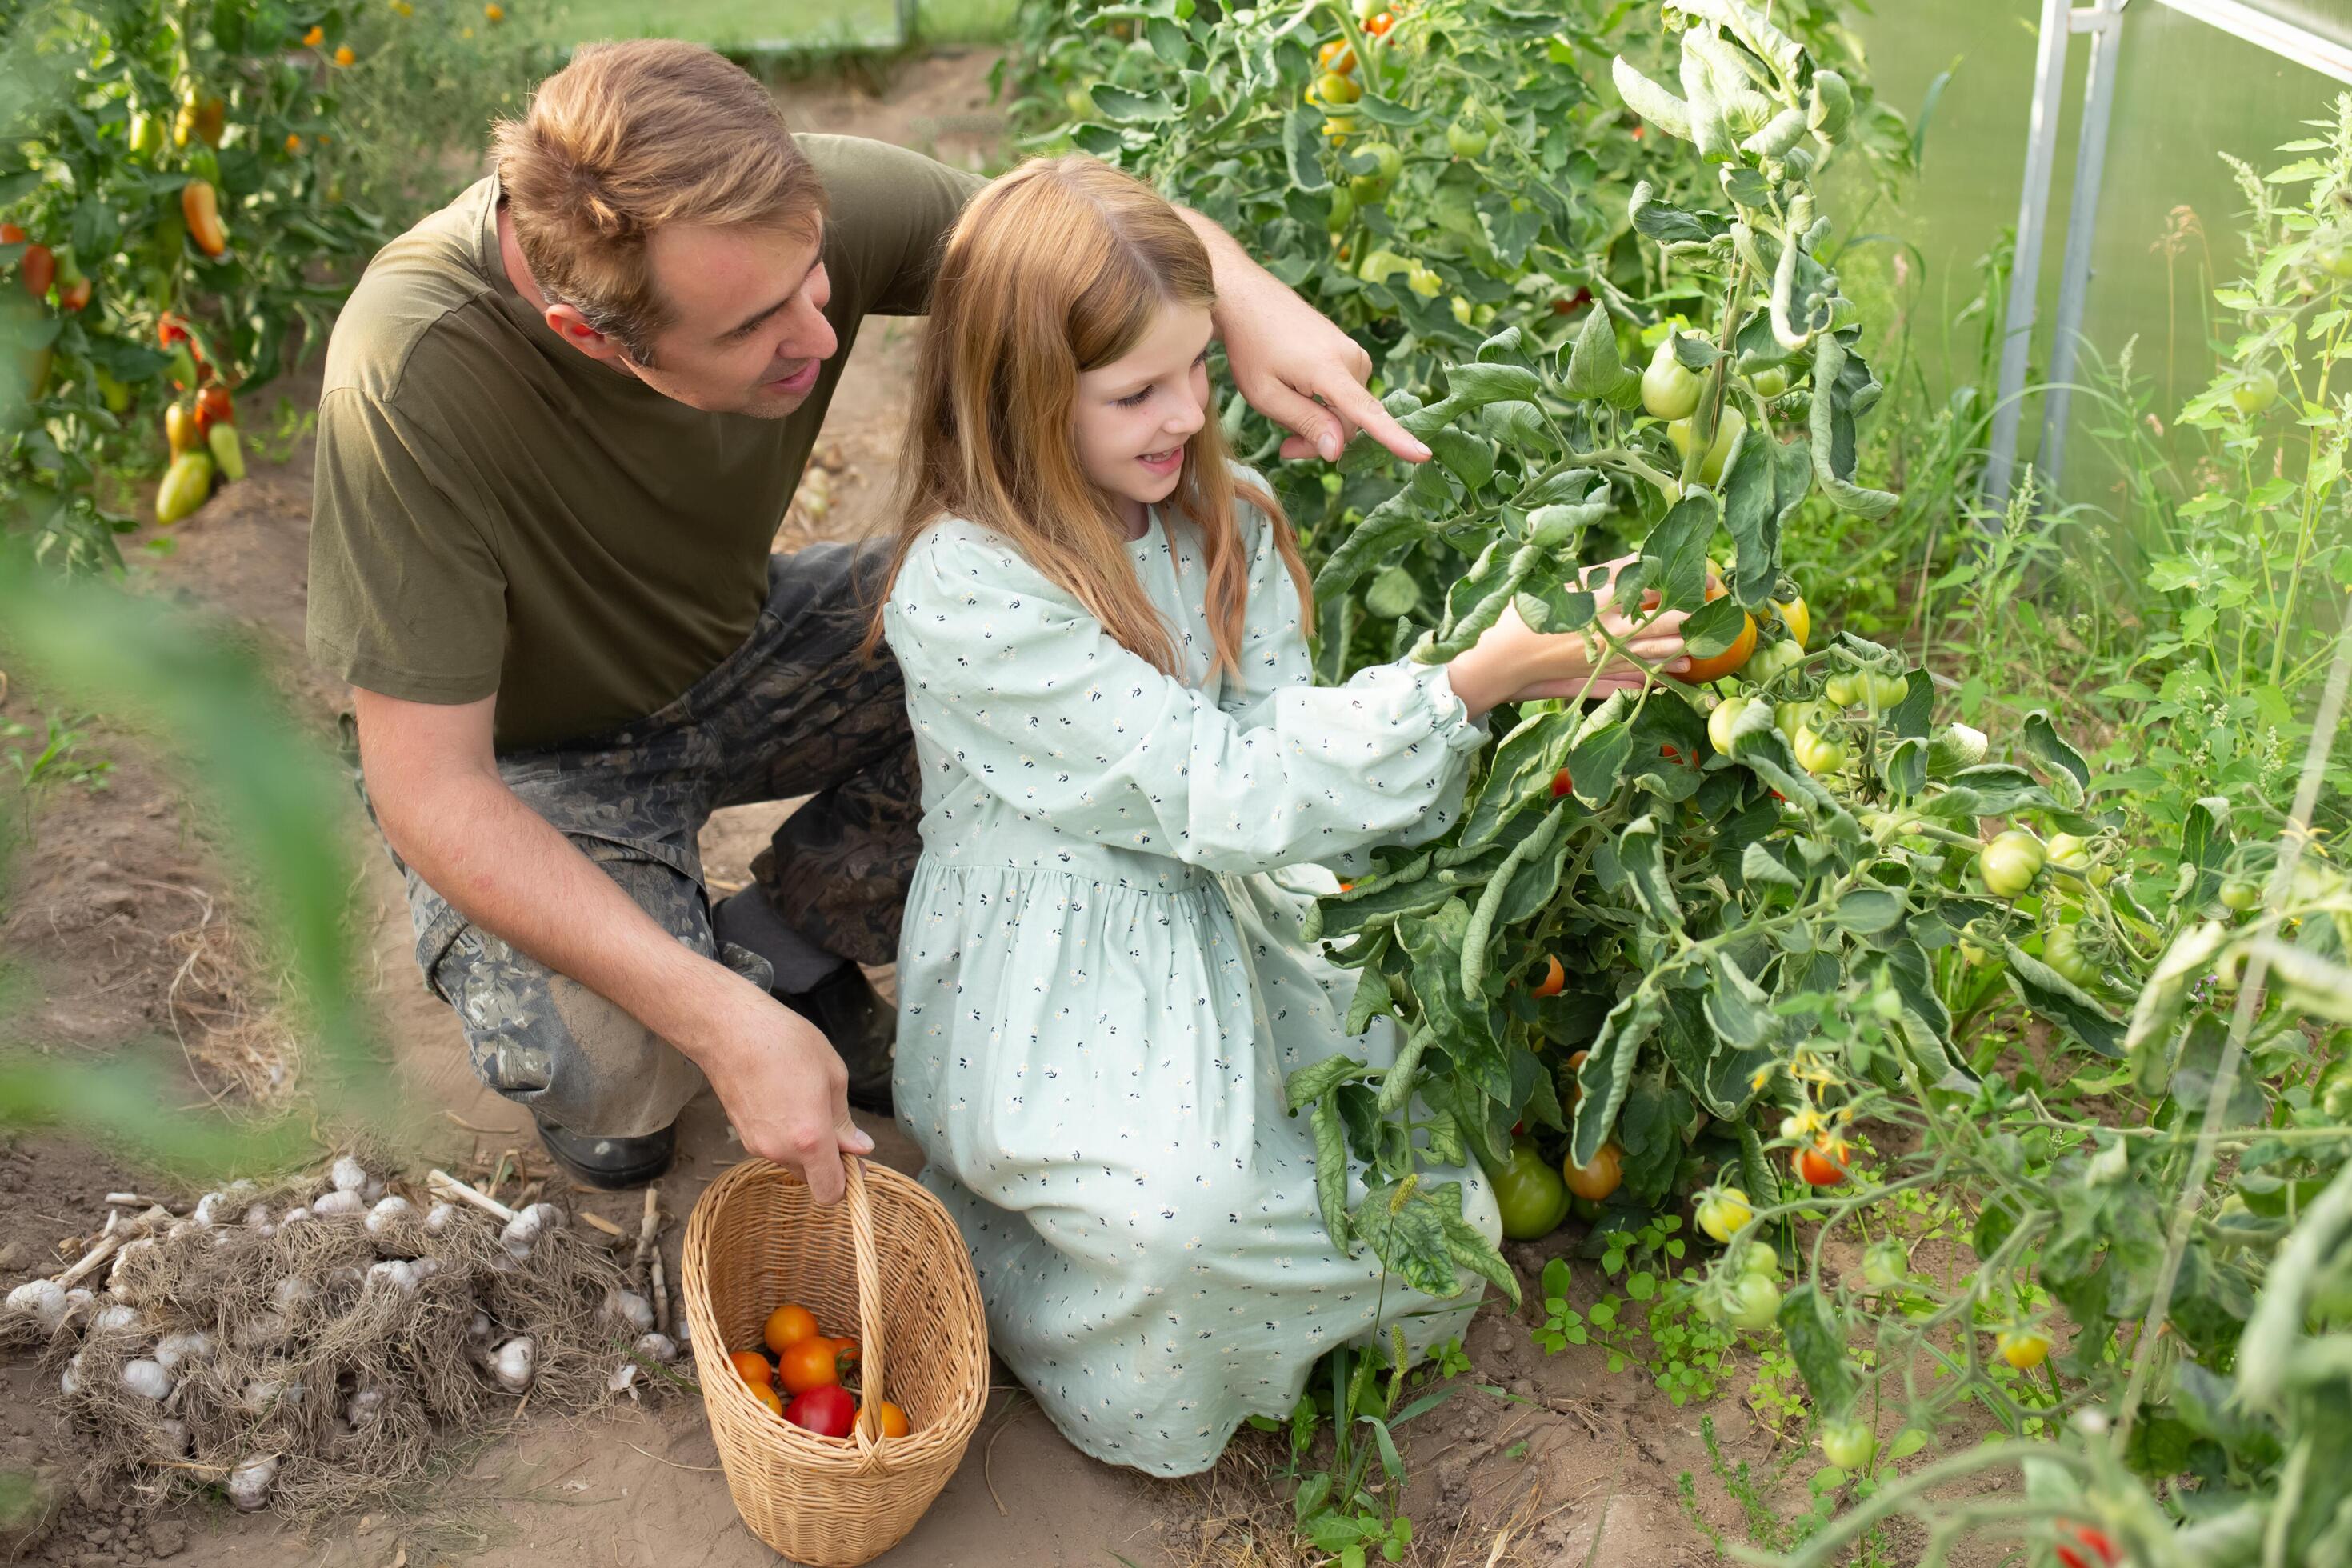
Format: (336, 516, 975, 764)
(725, 1298, 910, 1442)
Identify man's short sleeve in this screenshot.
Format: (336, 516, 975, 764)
(306, 387, 509, 704)
(800, 135, 985, 318)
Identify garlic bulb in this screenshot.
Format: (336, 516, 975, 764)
(190, 1191, 229, 1227)
(366, 1261, 420, 1293)
(364, 1195, 414, 1238)
(311, 1190, 365, 1218)
(345, 1387, 386, 1430)
(226, 1455, 277, 1512)
(279, 1206, 312, 1227)
(330, 1156, 369, 1194)
(233, 1310, 291, 1351)
(153, 1330, 215, 1370)
(362, 1178, 388, 1205)
(121, 1358, 175, 1401)
(154, 1418, 192, 1458)
(602, 1290, 655, 1335)
(63, 1286, 93, 1313)
(59, 1352, 83, 1397)
(94, 1303, 142, 1334)
(424, 1202, 458, 1234)
(633, 1332, 678, 1364)
(490, 1337, 536, 1394)
(8, 1278, 66, 1335)
(242, 1202, 275, 1234)
(608, 1361, 642, 1395)
(272, 1276, 317, 1310)
(467, 1310, 494, 1344)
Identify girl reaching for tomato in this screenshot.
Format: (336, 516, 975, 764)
(864, 154, 1694, 1477)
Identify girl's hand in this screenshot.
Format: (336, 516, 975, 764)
(1448, 554, 1690, 717)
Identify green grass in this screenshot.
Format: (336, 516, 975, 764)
(554, 0, 1014, 50)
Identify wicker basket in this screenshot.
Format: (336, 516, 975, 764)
(682, 1156, 989, 1566)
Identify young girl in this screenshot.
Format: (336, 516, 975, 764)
(869, 156, 1690, 1477)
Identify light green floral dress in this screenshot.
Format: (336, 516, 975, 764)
(881, 470, 1502, 1478)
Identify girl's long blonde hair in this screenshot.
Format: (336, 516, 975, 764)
(862, 154, 1311, 683)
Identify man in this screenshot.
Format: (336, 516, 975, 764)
(310, 39, 1427, 1204)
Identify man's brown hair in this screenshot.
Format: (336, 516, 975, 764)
(491, 39, 826, 362)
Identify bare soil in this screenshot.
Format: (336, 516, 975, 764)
(0, 46, 1970, 1568)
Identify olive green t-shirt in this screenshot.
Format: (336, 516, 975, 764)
(306, 136, 982, 751)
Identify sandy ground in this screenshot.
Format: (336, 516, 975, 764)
(0, 46, 1986, 1568)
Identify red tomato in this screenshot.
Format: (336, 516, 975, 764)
(60, 277, 91, 311)
(1550, 766, 1574, 797)
(194, 385, 235, 434)
(21, 243, 55, 300)
(784, 1384, 857, 1438)
(1562, 1142, 1623, 1202)
(0, 223, 22, 244)
(2054, 1523, 2122, 1568)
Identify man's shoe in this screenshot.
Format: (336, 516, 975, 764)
(776, 962, 896, 1116)
(533, 1115, 678, 1191)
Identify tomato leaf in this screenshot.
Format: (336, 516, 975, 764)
(1776, 1283, 1858, 1416)
(1442, 362, 1545, 408)
(1641, 493, 1718, 610)
(1618, 815, 1682, 927)
(1091, 84, 1177, 122)
(1288, 1054, 1370, 1111)
(1311, 1092, 1357, 1257)
(1283, 108, 1332, 193)
(1570, 990, 1662, 1166)
(2002, 941, 2126, 1058)
(1565, 301, 1622, 398)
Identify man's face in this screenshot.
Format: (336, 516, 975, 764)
(626, 220, 838, 418)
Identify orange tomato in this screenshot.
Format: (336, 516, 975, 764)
(182, 179, 228, 258)
(334, 45, 356, 66)
(1318, 38, 1357, 73)
(1678, 579, 1758, 684)
(762, 1302, 819, 1356)
(1530, 954, 1565, 998)
(828, 1337, 862, 1374)
(1366, 10, 1395, 35)
(778, 1336, 841, 1395)
(729, 1349, 774, 1391)
(1793, 1136, 1850, 1187)
(1564, 1048, 1588, 1109)
(869, 1400, 911, 1438)
(1563, 1142, 1624, 1202)
(302, 23, 324, 45)
(753, 1384, 785, 1418)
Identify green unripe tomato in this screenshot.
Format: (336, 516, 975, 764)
(1642, 338, 1703, 421)
(1450, 294, 1474, 326)
(1748, 364, 1790, 398)
(1979, 830, 2046, 898)
(1861, 1240, 1906, 1289)
(1745, 638, 1804, 683)
(1666, 405, 1746, 486)
(1818, 1419, 1877, 1470)
(2046, 832, 2093, 871)
(1740, 1241, 1781, 1277)
(1822, 671, 1863, 708)
(1314, 70, 1362, 106)
(2218, 878, 2260, 912)
(2314, 238, 2352, 280)
(1349, 173, 1390, 206)
(1489, 1140, 1571, 1241)
(2042, 924, 2099, 988)
(1726, 1273, 1781, 1330)
(1474, 302, 1496, 326)
(1354, 0, 1384, 21)
(1356, 141, 1403, 182)
(1326, 186, 1354, 231)
(1864, 672, 1910, 711)
(1792, 724, 1847, 776)
(1708, 696, 1752, 756)
(2229, 368, 2279, 416)
(1406, 263, 1442, 298)
(1446, 122, 1490, 158)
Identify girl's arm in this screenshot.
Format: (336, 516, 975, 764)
(886, 522, 1682, 877)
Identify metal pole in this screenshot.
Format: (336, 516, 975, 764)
(2038, 0, 2130, 496)
(2147, 0, 2352, 85)
(1982, 0, 2076, 506)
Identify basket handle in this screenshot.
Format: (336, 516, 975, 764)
(844, 1154, 890, 1457)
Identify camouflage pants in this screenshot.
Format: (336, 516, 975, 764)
(376, 542, 919, 1139)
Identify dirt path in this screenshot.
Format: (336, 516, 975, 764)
(0, 47, 1833, 1568)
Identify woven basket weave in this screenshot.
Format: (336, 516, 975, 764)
(682, 1156, 988, 1566)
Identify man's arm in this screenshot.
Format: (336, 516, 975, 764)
(354, 689, 874, 1203)
(1177, 207, 1431, 466)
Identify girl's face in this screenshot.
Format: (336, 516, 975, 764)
(1074, 301, 1214, 530)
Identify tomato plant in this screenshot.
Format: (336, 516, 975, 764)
(0, 0, 550, 570)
